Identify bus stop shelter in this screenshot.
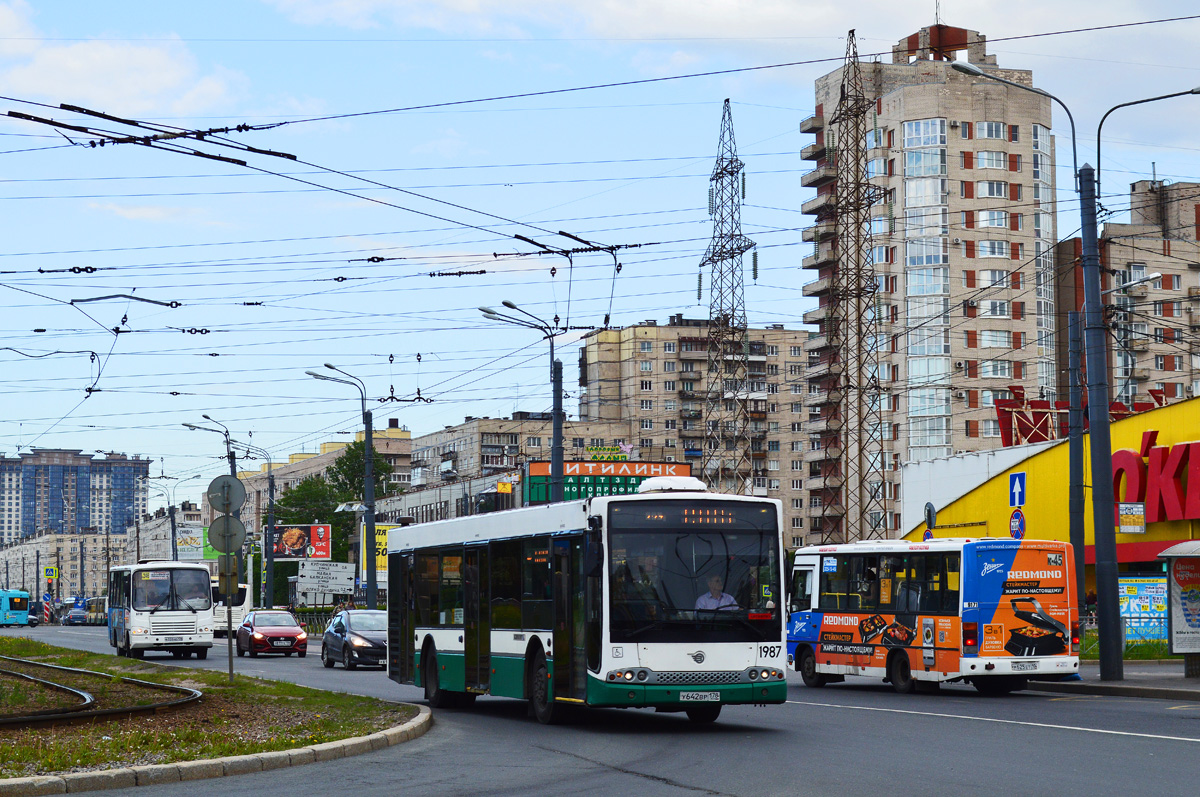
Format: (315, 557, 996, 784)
(1158, 541, 1200, 678)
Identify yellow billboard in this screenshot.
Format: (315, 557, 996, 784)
(359, 523, 398, 585)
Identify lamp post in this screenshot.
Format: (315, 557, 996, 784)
(236, 440, 276, 609)
(952, 60, 1198, 681)
(479, 301, 565, 503)
(307, 364, 377, 610)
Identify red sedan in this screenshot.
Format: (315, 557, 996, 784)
(235, 611, 308, 658)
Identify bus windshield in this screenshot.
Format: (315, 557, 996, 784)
(133, 569, 213, 612)
(608, 500, 780, 644)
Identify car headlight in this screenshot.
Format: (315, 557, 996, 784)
(297, 632, 307, 641)
(350, 634, 372, 647)
(252, 632, 265, 640)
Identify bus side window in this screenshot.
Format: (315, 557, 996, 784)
(490, 539, 522, 629)
(943, 553, 961, 613)
(818, 556, 849, 611)
(788, 569, 813, 613)
(415, 554, 439, 626)
(440, 550, 464, 626)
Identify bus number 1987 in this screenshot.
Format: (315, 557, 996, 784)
(759, 645, 781, 659)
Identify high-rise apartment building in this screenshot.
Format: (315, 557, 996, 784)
(0, 449, 149, 545)
(801, 25, 1058, 538)
(1057, 180, 1200, 404)
(578, 315, 811, 546)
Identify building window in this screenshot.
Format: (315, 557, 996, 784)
(640, 399, 653, 410)
(790, 460, 803, 471)
(982, 419, 1001, 437)
(664, 439, 676, 448)
(639, 341, 653, 352)
(979, 240, 1009, 258)
(790, 346, 802, 356)
(978, 210, 1008, 228)
(663, 380, 676, 391)
(977, 121, 1006, 139)
(905, 148, 947, 176)
(766, 460, 779, 471)
(572, 438, 584, 448)
(769, 479, 780, 490)
(981, 330, 1010, 348)
(905, 178, 948, 207)
(809, 495, 824, 509)
(906, 267, 950, 295)
(981, 300, 1010, 318)
(526, 437, 542, 447)
(903, 118, 947, 147)
(980, 360, 1013, 378)
(640, 380, 653, 391)
(639, 361, 652, 372)
(663, 341, 676, 353)
(976, 150, 1006, 169)
(977, 180, 1008, 198)
(589, 438, 605, 447)
(981, 269, 1009, 288)
(663, 419, 677, 430)
(663, 361, 676, 372)
(640, 438, 653, 448)
(640, 419, 653, 430)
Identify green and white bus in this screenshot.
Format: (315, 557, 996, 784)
(387, 477, 787, 724)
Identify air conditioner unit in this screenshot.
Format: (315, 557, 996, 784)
(954, 361, 965, 369)
(1187, 386, 1195, 396)
(949, 121, 960, 129)
(954, 391, 965, 398)
(952, 237, 962, 244)
(968, 300, 978, 307)
(1187, 306, 1194, 314)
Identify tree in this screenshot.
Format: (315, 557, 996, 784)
(326, 439, 394, 501)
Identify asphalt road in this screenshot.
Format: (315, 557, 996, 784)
(7, 625, 1200, 796)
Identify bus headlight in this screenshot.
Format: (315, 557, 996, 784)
(130, 627, 147, 635)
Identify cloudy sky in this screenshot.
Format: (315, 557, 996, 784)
(2, 0, 1199, 507)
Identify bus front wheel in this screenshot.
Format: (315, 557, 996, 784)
(887, 652, 915, 694)
(424, 649, 455, 708)
(798, 647, 827, 688)
(685, 705, 722, 723)
(195, 648, 208, 660)
(529, 649, 562, 725)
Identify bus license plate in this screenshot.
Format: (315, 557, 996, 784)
(1011, 661, 1037, 672)
(680, 691, 720, 702)
(165, 637, 182, 642)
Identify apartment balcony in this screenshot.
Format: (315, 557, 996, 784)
(802, 222, 836, 243)
(1127, 338, 1150, 351)
(800, 140, 827, 161)
(816, 473, 845, 489)
(805, 358, 839, 381)
(806, 386, 844, 407)
(679, 409, 702, 420)
(805, 445, 843, 463)
(802, 248, 835, 270)
(1124, 284, 1149, 297)
(801, 192, 837, 217)
(806, 415, 837, 434)
(1131, 368, 1151, 381)
(802, 277, 831, 298)
(805, 334, 832, 351)
(800, 163, 837, 189)
(802, 305, 830, 324)
(799, 114, 824, 134)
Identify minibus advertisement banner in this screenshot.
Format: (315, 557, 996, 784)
(972, 542, 1072, 658)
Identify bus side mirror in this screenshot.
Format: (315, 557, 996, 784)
(587, 515, 602, 531)
(584, 539, 604, 578)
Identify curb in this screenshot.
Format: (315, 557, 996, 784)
(1027, 681, 1200, 701)
(0, 705, 431, 796)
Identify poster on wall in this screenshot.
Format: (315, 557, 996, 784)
(1118, 574, 1167, 642)
(175, 525, 206, 560)
(1168, 557, 1200, 654)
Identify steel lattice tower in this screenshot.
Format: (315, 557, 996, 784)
(819, 31, 888, 542)
(699, 99, 756, 493)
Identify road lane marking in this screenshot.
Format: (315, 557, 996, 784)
(786, 699, 1200, 744)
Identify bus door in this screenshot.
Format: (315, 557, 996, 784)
(787, 560, 819, 650)
(390, 553, 414, 683)
(464, 546, 490, 689)
(552, 537, 586, 701)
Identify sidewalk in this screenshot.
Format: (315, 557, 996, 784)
(1028, 660, 1200, 701)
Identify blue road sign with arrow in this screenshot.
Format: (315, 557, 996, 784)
(1009, 472, 1026, 508)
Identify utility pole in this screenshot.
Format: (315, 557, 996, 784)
(699, 98, 755, 495)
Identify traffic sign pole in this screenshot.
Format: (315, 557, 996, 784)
(208, 474, 246, 682)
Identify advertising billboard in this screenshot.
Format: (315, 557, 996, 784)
(269, 525, 331, 561)
(360, 523, 397, 585)
(1168, 557, 1200, 654)
(175, 524, 206, 561)
(1118, 574, 1167, 642)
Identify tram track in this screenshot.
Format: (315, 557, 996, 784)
(0, 654, 202, 728)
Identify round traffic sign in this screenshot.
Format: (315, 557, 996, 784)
(206, 475, 246, 514)
(1009, 508, 1026, 540)
(208, 515, 247, 554)
(923, 529, 934, 541)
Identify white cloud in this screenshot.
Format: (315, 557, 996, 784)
(0, 2, 246, 117)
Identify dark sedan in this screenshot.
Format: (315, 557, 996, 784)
(321, 609, 386, 670)
(60, 607, 88, 626)
(235, 611, 308, 658)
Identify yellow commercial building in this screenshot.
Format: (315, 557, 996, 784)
(901, 397, 1200, 592)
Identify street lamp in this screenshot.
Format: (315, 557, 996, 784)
(480, 302, 565, 503)
(307, 364, 377, 610)
(952, 59, 1198, 681)
(236, 439, 276, 609)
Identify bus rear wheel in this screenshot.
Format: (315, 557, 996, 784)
(685, 705, 722, 723)
(798, 647, 827, 688)
(887, 652, 915, 694)
(529, 649, 562, 725)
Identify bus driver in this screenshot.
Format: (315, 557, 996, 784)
(695, 575, 738, 611)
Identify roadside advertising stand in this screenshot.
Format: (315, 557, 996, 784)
(1157, 541, 1200, 678)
